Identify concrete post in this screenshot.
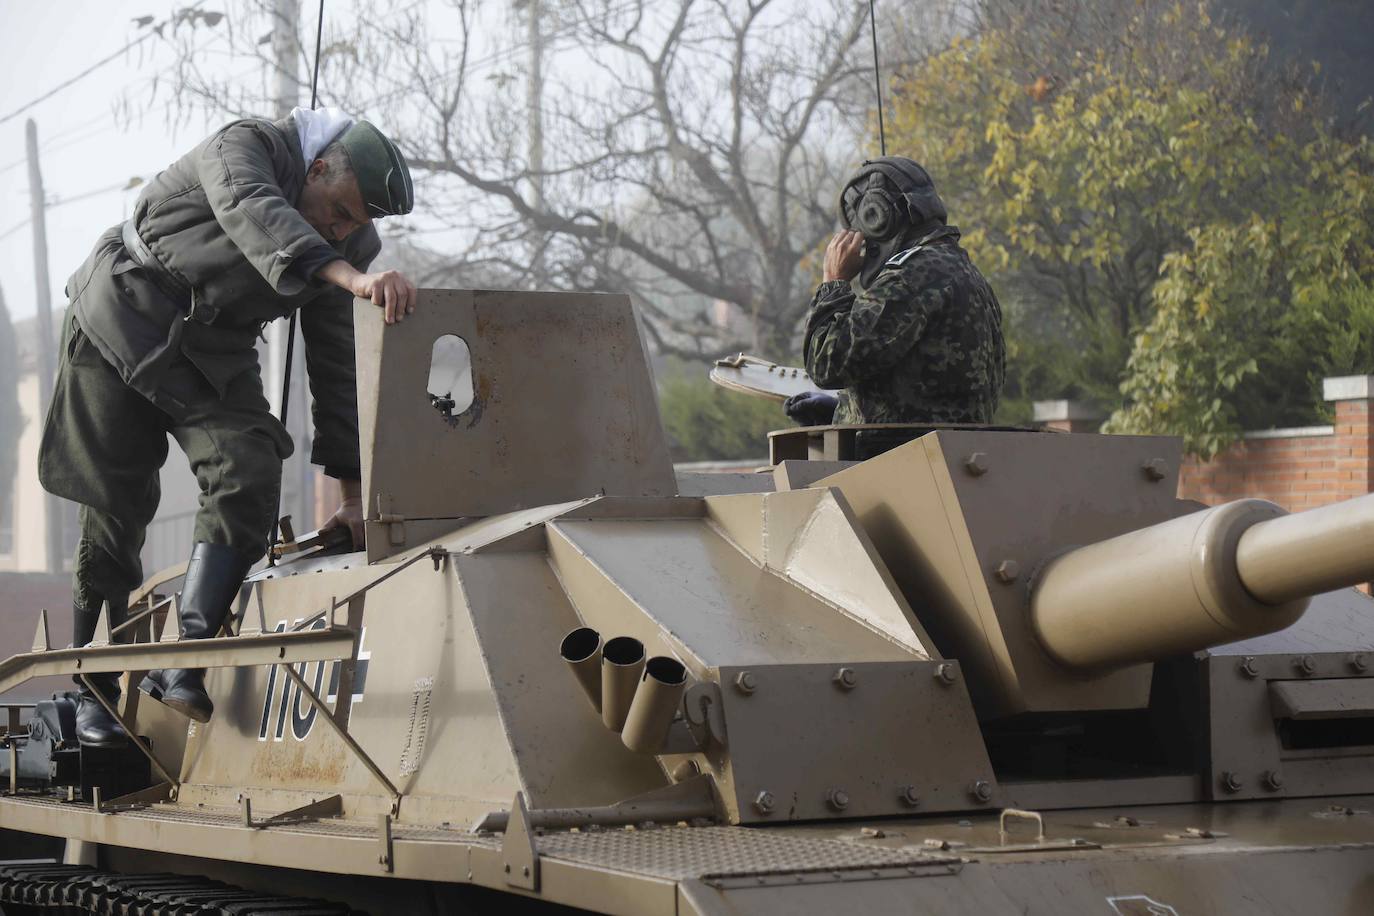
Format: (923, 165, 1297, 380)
(1031, 400, 1103, 434)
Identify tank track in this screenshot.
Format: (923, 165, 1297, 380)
(0, 862, 357, 915)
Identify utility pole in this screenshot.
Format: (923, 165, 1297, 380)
(268, 0, 315, 529)
(272, 0, 302, 117)
(26, 118, 62, 573)
(525, 0, 547, 288)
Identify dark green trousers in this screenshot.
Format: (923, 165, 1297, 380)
(39, 312, 292, 608)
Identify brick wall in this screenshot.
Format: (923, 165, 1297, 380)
(1177, 378, 1373, 511)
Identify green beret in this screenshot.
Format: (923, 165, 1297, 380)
(339, 120, 413, 218)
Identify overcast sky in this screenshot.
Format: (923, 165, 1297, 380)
(0, 2, 240, 321)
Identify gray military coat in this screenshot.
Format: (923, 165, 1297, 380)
(66, 113, 381, 476)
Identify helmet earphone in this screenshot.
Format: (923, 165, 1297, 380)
(839, 158, 947, 242)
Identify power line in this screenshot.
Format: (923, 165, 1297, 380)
(0, 35, 157, 127)
(0, 0, 214, 127)
(0, 179, 138, 242)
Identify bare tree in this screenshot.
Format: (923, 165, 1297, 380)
(150, 0, 928, 359)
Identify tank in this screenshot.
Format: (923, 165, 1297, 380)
(3, 288, 1374, 915)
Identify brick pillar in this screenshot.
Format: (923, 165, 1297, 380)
(1324, 376, 1373, 594)
(1324, 375, 1374, 500)
(1032, 400, 1104, 434)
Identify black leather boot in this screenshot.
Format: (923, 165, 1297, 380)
(139, 542, 251, 723)
(73, 597, 130, 747)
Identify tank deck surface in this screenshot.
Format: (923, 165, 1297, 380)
(5, 792, 1374, 914)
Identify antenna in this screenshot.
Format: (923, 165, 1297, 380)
(270, 0, 327, 562)
(868, 0, 886, 156)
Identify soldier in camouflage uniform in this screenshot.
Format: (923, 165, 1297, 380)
(39, 109, 417, 746)
(787, 157, 1005, 455)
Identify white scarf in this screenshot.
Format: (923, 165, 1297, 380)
(291, 106, 355, 162)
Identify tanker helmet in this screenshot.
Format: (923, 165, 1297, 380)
(838, 157, 948, 287)
(838, 156, 947, 242)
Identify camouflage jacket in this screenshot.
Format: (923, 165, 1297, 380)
(802, 227, 1005, 425)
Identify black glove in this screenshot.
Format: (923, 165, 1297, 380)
(783, 390, 839, 427)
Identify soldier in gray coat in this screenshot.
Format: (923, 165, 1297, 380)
(39, 109, 417, 745)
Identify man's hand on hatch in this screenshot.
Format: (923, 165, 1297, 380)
(823, 229, 865, 282)
(319, 260, 418, 325)
(322, 478, 366, 550)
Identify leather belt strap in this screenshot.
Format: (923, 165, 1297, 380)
(121, 219, 192, 303)
(120, 220, 221, 323)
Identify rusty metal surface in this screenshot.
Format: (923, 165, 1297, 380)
(354, 289, 676, 561)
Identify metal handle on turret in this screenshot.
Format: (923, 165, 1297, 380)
(1030, 494, 1374, 671)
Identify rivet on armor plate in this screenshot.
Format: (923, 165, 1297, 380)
(994, 560, 1020, 584)
(899, 785, 921, 806)
(1238, 657, 1259, 678)
(1221, 771, 1243, 793)
(934, 662, 959, 685)
(833, 667, 857, 690)
(753, 790, 775, 814)
(671, 760, 701, 782)
(734, 670, 758, 694)
(1351, 653, 1370, 673)
(964, 452, 989, 476)
(826, 788, 850, 811)
(1295, 655, 1316, 676)
(970, 780, 993, 803)
(1262, 770, 1284, 791)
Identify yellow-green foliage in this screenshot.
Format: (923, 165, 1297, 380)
(658, 368, 782, 462)
(887, 2, 1374, 455)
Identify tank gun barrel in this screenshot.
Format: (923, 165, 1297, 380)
(1235, 494, 1374, 606)
(1031, 494, 1374, 671)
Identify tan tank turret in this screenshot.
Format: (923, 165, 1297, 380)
(4, 304, 1374, 915)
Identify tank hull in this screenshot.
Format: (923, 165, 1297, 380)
(4, 794, 1373, 915)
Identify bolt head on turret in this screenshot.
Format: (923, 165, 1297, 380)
(994, 560, 1020, 584)
(826, 788, 850, 811)
(734, 671, 757, 694)
(753, 790, 775, 814)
